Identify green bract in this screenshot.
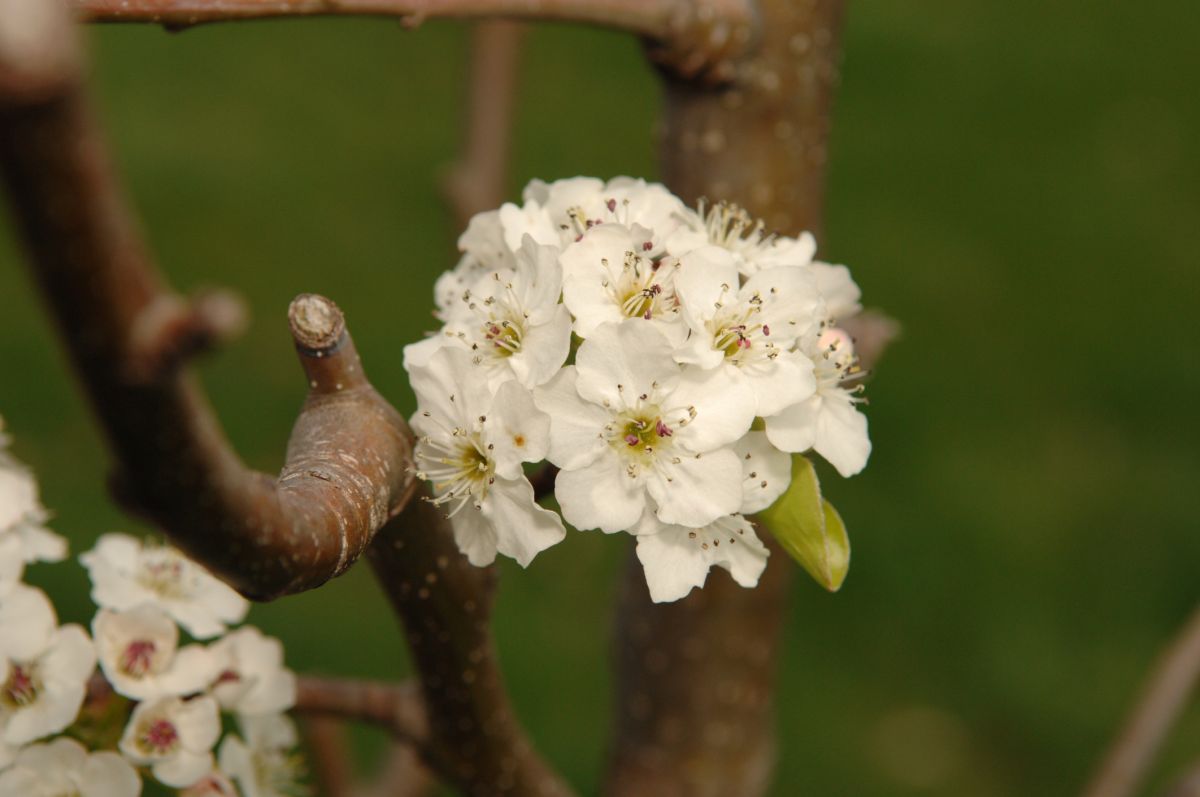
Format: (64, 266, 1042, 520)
(757, 455, 850, 592)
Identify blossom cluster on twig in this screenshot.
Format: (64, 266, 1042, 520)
(404, 176, 873, 602)
(0, 417, 305, 797)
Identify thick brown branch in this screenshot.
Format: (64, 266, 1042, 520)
(72, 0, 756, 78)
(607, 2, 847, 795)
(442, 19, 525, 230)
(302, 716, 358, 797)
(0, 2, 414, 600)
(369, 489, 573, 797)
(1084, 605, 1200, 797)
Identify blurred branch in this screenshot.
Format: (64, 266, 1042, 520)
(1164, 762, 1200, 797)
(441, 19, 525, 230)
(73, 0, 757, 79)
(360, 743, 434, 797)
(297, 677, 429, 745)
(369, 488, 574, 796)
(606, 2, 847, 794)
(0, 0, 415, 600)
(1084, 605, 1200, 797)
(302, 716, 358, 797)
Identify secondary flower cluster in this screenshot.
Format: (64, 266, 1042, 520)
(404, 177, 871, 602)
(0, 418, 304, 797)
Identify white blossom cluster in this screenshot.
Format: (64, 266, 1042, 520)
(404, 176, 872, 603)
(0, 417, 305, 797)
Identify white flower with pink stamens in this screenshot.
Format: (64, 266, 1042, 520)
(93, 605, 216, 702)
(80, 533, 249, 640)
(666, 199, 818, 277)
(536, 320, 755, 533)
(500, 176, 687, 252)
(119, 695, 220, 788)
(407, 235, 571, 391)
(673, 246, 821, 417)
(0, 585, 96, 755)
(559, 223, 686, 343)
(409, 347, 565, 567)
(766, 325, 871, 477)
(633, 512, 770, 603)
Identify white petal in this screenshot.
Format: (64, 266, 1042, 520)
(450, 505, 499, 567)
(175, 695, 221, 752)
(742, 351, 816, 418)
(534, 368, 609, 471)
(555, 451, 645, 534)
(636, 515, 769, 603)
(14, 523, 67, 564)
(665, 366, 755, 453)
(153, 750, 214, 789)
(735, 431, 793, 514)
(743, 265, 822, 340)
(81, 750, 142, 797)
(674, 246, 740, 329)
(0, 467, 38, 532)
(764, 394, 819, 454)
(0, 584, 56, 660)
(647, 448, 743, 528)
(814, 393, 871, 477)
(482, 479, 565, 567)
(487, 380, 551, 478)
(812, 260, 862, 321)
(509, 303, 571, 388)
(574, 320, 678, 409)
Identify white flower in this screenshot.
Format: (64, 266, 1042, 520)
(766, 326, 871, 477)
(410, 347, 565, 567)
(536, 320, 755, 533)
(80, 533, 249, 640)
(558, 223, 685, 343)
(0, 585, 96, 750)
(406, 235, 571, 390)
(0, 737, 140, 797)
(219, 713, 305, 797)
(0, 536, 23, 598)
(633, 513, 770, 603)
(673, 247, 820, 416)
(666, 199, 817, 277)
(500, 176, 687, 251)
(119, 695, 220, 788)
(208, 626, 296, 716)
(93, 605, 216, 702)
(0, 462, 67, 566)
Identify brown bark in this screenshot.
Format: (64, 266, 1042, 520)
(369, 491, 573, 797)
(0, 4, 414, 601)
(606, 2, 847, 795)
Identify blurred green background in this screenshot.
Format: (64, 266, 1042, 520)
(2, 1, 1198, 794)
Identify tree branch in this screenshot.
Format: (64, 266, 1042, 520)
(72, 0, 757, 79)
(606, 2, 847, 794)
(1084, 605, 1200, 797)
(368, 488, 573, 797)
(0, 0, 415, 600)
(297, 676, 430, 745)
(301, 716, 358, 797)
(441, 19, 525, 231)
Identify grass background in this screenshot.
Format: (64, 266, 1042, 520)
(1, 1, 1198, 794)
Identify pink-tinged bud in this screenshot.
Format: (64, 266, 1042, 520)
(655, 420, 673, 438)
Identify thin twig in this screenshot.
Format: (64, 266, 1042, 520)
(1084, 605, 1200, 797)
(297, 676, 429, 745)
(442, 19, 525, 230)
(302, 716, 358, 797)
(0, 1, 415, 601)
